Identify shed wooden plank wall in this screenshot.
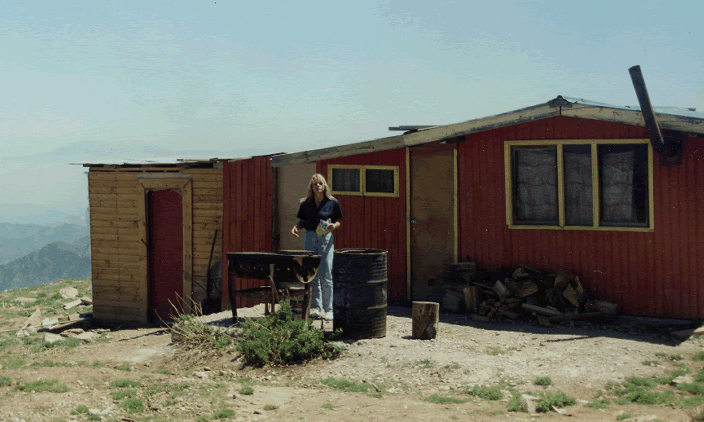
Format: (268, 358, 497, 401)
(318, 149, 408, 302)
(458, 115, 704, 319)
(89, 167, 223, 322)
(183, 168, 223, 306)
(222, 157, 274, 309)
(90, 171, 143, 322)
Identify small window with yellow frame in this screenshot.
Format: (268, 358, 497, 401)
(504, 139, 654, 231)
(328, 165, 399, 197)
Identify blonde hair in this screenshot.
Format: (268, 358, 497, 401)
(302, 173, 335, 202)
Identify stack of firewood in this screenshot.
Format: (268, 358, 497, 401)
(438, 263, 618, 326)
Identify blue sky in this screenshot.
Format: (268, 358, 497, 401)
(1, 0, 702, 223)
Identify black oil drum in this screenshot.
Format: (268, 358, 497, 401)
(332, 248, 387, 339)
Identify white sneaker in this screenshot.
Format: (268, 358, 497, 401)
(323, 311, 333, 321)
(309, 308, 323, 319)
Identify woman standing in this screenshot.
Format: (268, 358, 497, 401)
(291, 174, 343, 320)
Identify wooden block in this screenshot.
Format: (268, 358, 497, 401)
(412, 301, 440, 340)
(537, 315, 551, 327)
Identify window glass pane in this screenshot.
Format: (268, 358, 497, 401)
(332, 168, 360, 192)
(366, 169, 395, 193)
(564, 145, 593, 226)
(512, 147, 558, 224)
(598, 144, 649, 226)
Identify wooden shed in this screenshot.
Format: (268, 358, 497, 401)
(268, 96, 704, 319)
(85, 160, 223, 323)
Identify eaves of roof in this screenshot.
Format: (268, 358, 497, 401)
(270, 96, 704, 167)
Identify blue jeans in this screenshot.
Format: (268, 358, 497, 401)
(303, 230, 334, 313)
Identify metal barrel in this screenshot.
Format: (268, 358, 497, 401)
(332, 248, 387, 339)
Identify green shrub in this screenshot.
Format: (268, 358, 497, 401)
(617, 412, 632, 420)
(321, 377, 373, 393)
(112, 389, 138, 400)
(425, 394, 469, 404)
(115, 364, 131, 371)
(119, 398, 144, 414)
(463, 385, 503, 400)
(695, 369, 704, 383)
(507, 389, 522, 412)
(0, 376, 12, 387)
(71, 405, 89, 415)
(110, 379, 142, 388)
(171, 314, 236, 352)
(239, 386, 254, 395)
(535, 392, 576, 412)
(693, 352, 704, 361)
(212, 408, 235, 419)
(585, 398, 611, 409)
(677, 383, 704, 395)
(13, 380, 69, 393)
(321, 402, 335, 410)
(534, 377, 552, 386)
(236, 301, 342, 367)
(263, 404, 278, 410)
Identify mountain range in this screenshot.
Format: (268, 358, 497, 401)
(0, 223, 91, 292)
(0, 222, 89, 265)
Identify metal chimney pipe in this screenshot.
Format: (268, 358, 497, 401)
(628, 65, 666, 151)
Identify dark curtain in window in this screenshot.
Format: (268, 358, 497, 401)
(366, 169, 395, 193)
(564, 145, 593, 226)
(598, 145, 648, 226)
(513, 147, 558, 224)
(332, 168, 360, 192)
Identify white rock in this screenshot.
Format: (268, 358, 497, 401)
(75, 332, 99, 342)
(60, 287, 79, 299)
(44, 333, 63, 343)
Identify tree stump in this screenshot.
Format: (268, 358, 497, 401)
(412, 301, 439, 340)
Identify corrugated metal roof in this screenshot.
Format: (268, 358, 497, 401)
(563, 96, 704, 120)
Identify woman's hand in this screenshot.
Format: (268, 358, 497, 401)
(291, 225, 300, 237)
(328, 222, 340, 232)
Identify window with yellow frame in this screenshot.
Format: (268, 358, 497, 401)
(504, 139, 654, 231)
(328, 165, 399, 197)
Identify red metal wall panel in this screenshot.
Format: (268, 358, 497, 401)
(222, 156, 274, 309)
(317, 148, 408, 302)
(458, 115, 704, 319)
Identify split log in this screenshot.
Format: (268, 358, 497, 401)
(548, 312, 606, 322)
(554, 269, 575, 288)
(517, 281, 539, 298)
(594, 300, 618, 315)
(463, 286, 482, 313)
(521, 303, 563, 316)
(492, 280, 511, 298)
(537, 315, 551, 327)
(442, 288, 464, 312)
(497, 308, 520, 319)
(412, 301, 440, 340)
(562, 285, 580, 308)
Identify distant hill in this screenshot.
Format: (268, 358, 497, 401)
(0, 222, 89, 265)
(0, 236, 91, 292)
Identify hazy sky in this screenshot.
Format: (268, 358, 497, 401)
(1, 0, 702, 222)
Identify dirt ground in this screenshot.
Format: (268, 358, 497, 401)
(2, 304, 704, 422)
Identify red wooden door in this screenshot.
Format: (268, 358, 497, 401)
(148, 189, 183, 320)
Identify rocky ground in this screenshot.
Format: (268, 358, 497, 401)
(1, 280, 704, 422)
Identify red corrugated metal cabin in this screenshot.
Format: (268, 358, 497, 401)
(268, 96, 704, 319)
